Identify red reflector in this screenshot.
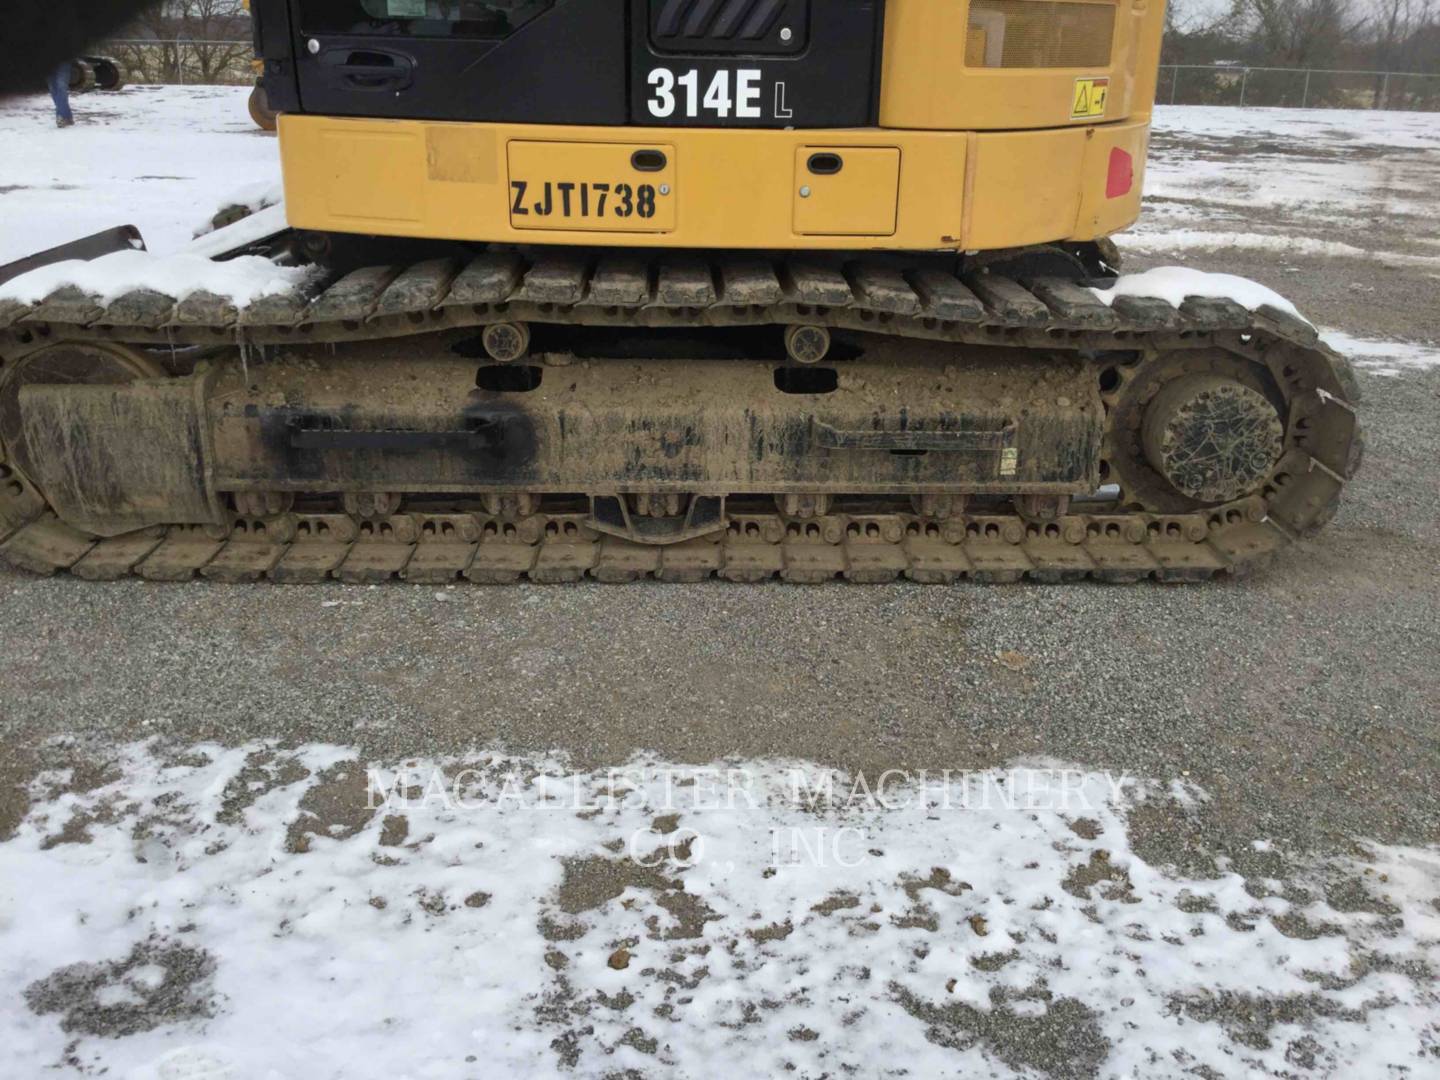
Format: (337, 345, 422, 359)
(1106, 148, 1134, 199)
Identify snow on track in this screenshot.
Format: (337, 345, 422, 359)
(0, 249, 315, 307)
(1092, 265, 1306, 319)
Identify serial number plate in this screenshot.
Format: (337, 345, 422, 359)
(508, 141, 676, 232)
(510, 180, 662, 222)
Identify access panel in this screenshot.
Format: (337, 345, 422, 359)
(793, 146, 899, 236)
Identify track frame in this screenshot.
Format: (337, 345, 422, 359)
(0, 249, 1362, 585)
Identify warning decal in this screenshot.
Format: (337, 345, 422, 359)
(1071, 77, 1110, 119)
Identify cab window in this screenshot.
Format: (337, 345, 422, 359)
(300, 0, 554, 38)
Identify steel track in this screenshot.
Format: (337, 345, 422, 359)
(0, 248, 1363, 585)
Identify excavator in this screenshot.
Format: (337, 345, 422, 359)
(0, 0, 1362, 585)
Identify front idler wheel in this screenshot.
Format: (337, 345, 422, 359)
(1142, 374, 1284, 504)
(1104, 349, 1289, 514)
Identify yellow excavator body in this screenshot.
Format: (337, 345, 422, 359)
(278, 0, 1163, 252)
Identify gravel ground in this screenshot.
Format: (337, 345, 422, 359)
(2, 113, 1439, 862)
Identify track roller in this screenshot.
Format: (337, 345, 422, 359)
(784, 325, 831, 365)
(482, 322, 532, 363)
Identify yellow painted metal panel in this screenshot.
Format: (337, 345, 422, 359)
(958, 118, 1151, 246)
(278, 115, 1147, 252)
(1128, 0, 1166, 121)
(963, 128, 1086, 250)
(507, 141, 677, 233)
(792, 147, 900, 237)
(426, 126, 500, 185)
(880, 0, 1165, 131)
(281, 118, 969, 251)
(1074, 123, 1149, 238)
(273, 0, 1165, 253)
(316, 129, 425, 224)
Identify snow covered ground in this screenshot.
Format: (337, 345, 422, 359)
(3, 742, 1437, 1078)
(0, 86, 279, 265)
(1139, 106, 1440, 263)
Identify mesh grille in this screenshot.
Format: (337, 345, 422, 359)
(967, 0, 1116, 70)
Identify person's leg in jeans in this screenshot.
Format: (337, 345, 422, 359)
(48, 61, 74, 126)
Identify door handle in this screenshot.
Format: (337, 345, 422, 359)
(319, 49, 414, 91)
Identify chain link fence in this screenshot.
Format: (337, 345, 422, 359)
(1158, 65, 1440, 111)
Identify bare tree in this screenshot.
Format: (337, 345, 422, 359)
(180, 0, 251, 83)
(114, 0, 250, 84)
(1229, 0, 1367, 67)
(1366, 0, 1439, 103)
(1163, 0, 1244, 63)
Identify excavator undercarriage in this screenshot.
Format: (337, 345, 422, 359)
(0, 247, 1361, 585)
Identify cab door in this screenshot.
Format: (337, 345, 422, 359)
(289, 0, 627, 124)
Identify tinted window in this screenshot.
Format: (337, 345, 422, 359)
(301, 0, 554, 38)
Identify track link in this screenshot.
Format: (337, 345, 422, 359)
(0, 502, 1292, 585)
(0, 248, 1363, 585)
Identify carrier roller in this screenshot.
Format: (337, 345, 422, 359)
(0, 248, 1362, 585)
